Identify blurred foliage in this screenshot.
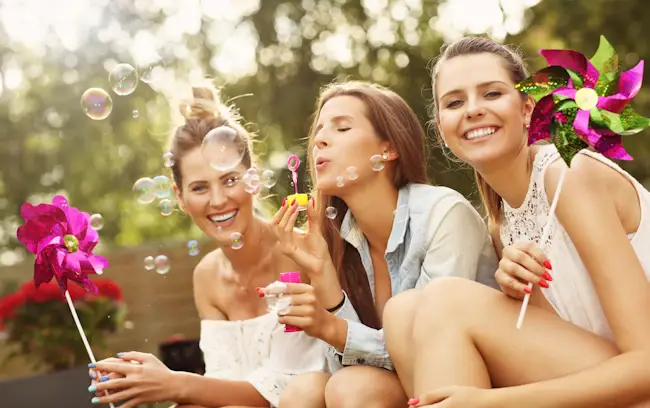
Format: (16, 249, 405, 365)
(0, 0, 648, 262)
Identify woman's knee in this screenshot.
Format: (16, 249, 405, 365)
(278, 372, 329, 408)
(383, 289, 421, 354)
(324, 366, 406, 408)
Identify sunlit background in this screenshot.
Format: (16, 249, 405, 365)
(0, 0, 648, 401)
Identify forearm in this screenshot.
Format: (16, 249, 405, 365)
(173, 372, 269, 408)
(321, 315, 348, 352)
(492, 351, 650, 408)
(309, 262, 344, 309)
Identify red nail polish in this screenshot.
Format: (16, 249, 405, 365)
(281, 198, 286, 207)
(291, 199, 298, 206)
(407, 398, 420, 405)
(538, 279, 549, 288)
(544, 260, 552, 270)
(255, 288, 265, 297)
(524, 286, 532, 294)
(310, 197, 315, 208)
(542, 271, 553, 281)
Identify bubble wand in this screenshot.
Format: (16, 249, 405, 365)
(16, 195, 115, 408)
(514, 36, 649, 329)
(285, 154, 309, 210)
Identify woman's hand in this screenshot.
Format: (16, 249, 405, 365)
(495, 242, 553, 299)
(409, 385, 493, 407)
(88, 352, 182, 408)
(263, 282, 340, 341)
(270, 197, 332, 277)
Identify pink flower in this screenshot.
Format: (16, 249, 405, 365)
(16, 195, 109, 294)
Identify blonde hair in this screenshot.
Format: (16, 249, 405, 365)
(168, 83, 255, 189)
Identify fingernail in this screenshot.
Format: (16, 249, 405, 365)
(523, 286, 532, 294)
(408, 398, 420, 405)
(89, 373, 95, 379)
(543, 260, 552, 270)
(542, 271, 553, 281)
(88, 385, 97, 392)
(88, 363, 96, 368)
(117, 352, 125, 356)
(538, 279, 549, 288)
(91, 397, 100, 404)
(291, 199, 298, 206)
(310, 197, 315, 208)
(255, 287, 265, 297)
(100, 376, 109, 382)
(281, 198, 286, 207)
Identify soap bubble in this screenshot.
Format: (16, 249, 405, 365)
(201, 126, 246, 171)
(143, 256, 155, 270)
(345, 166, 358, 180)
(90, 214, 104, 231)
(162, 152, 175, 168)
(261, 169, 277, 189)
(108, 63, 138, 96)
(159, 199, 174, 216)
(138, 60, 166, 84)
(370, 154, 385, 171)
(132, 109, 140, 118)
(230, 232, 244, 250)
(154, 255, 170, 275)
(187, 240, 199, 256)
(325, 206, 338, 219)
(242, 168, 261, 194)
(133, 177, 156, 204)
(81, 88, 113, 120)
(336, 175, 345, 187)
(153, 175, 172, 199)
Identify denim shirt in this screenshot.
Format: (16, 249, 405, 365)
(329, 183, 499, 370)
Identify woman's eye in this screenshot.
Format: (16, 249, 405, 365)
(225, 177, 240, 187)
(446, 100, 462, 108)
(485, 90, 502, 98)
(337, 127, 351, 132)
(192, 185, 206, 192)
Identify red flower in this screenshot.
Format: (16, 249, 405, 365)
(93, 279, 123, 302)
(0, 291, 27, 321)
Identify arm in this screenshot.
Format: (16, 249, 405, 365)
(493, 157, 650, 407)
(416, 198, 499, 289)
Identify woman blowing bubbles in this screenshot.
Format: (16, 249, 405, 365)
(383, 36, 650, 407)
(87, 84, 338, 408)
(265, 81, 500, 408)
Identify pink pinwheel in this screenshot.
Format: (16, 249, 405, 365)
(516, 36, 650, 165)
(16, 195, 108, 294)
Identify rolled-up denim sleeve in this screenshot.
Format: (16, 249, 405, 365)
(327, 293, 394, 371)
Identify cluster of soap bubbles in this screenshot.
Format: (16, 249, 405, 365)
(144, 254, 170, 275)
(241, 167, 277, 194)
(133, 175, 175, 216)
(81, 60, 165, 121)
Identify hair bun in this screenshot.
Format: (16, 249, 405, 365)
(179, 85, 222, 121)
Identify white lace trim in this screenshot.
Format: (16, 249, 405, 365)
(500, 145, 559, 249)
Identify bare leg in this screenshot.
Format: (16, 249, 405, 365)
(278, 372, 330, 408)
(407, 277, 619, 396)
(324, 366, 407, 408)
(383, 289, 421, 396)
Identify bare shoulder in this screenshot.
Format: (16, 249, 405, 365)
(543, 152, 615, 199)
(193, 248, 227, 320)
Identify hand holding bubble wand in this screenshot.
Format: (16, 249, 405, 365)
(16, 195, 115, 408)
(514, 36, 650, 329)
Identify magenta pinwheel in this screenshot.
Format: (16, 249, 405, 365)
(516, 36, 650, 165)
(16, 195, 108, 294)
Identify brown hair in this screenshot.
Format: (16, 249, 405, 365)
(307, 81, 429, 329)
(429, 36, 529, 235)
(168, 84, 255, 189)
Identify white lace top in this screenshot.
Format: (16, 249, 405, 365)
(199, 314, 338, 407)
(500, 144, 650, 339)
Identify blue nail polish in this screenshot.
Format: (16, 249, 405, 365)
(89, 373, 95, 379)
(100, 376, 109, 382)
(88, 385, 96, 392)
(117, 352, 125, 356)
(88, 363, 96, 368)
(91, 397, 100, 404)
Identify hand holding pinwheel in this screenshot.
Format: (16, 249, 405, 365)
(16, 195, 114, 407)
(514, 36, 650, 329)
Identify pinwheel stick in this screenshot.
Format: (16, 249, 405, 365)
(516, 168, 567, 329)
(64, 290, 115, 408)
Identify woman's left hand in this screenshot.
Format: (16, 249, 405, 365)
(410, 386, 493, 407)
(263, 282, 336, 340)
(89, 352, 181, 408)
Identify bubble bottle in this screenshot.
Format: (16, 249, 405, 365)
(279, 272, 302, 332)
(285, 155, 309, 210)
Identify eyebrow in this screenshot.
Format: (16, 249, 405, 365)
(315, 114, 354, 133)
(187, 171, 239, 185)
(439, 80, 508, 100)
